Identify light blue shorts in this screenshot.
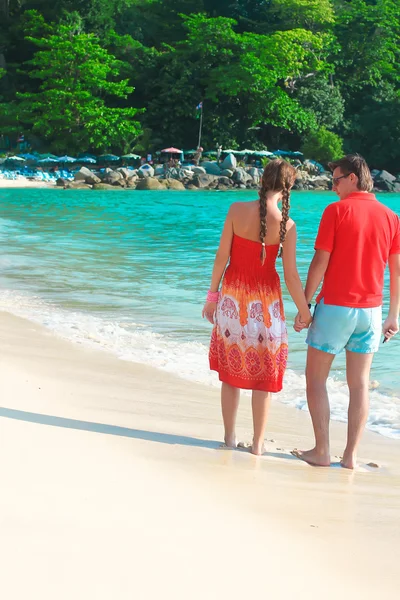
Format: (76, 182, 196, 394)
(306, 299, 382, 355)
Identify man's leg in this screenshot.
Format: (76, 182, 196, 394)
(342, 351, 374, 469)
(221, 382, 240, 447)
(292, 346, 335, 466)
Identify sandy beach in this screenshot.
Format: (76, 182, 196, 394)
(0, 177, 55, 188)
(0, 310, 399, 599)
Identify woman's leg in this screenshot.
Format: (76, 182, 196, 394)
(221, 383, 240, 447)
(251, 391, 271, 455)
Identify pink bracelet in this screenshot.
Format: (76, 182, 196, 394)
(206, 290, 220, 302)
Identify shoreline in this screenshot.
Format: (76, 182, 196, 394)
(0, 309, 399, 597)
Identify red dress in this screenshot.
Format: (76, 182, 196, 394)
(209, 234, 288, 392)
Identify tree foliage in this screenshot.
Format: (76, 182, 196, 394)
(0, 0, 399, 167)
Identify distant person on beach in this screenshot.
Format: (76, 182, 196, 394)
(193, 147, 203, 166)
(293, 154, 400, 469)
(202, 160, 312, 455)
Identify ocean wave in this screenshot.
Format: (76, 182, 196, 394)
(0, 288, 399, 440)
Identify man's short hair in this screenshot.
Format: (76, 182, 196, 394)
(328, 154, 374, 192)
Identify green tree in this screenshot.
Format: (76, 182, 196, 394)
(0, 11, 143, 152)
(139, 14, 333, 149)
(296, 76, 344, 130)
(301, 126, 343, 164)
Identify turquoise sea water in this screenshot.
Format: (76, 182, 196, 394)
(0, 188, 399, 438)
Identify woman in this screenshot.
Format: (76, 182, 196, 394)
(202, 159, 312, 455)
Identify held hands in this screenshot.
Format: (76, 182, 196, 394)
(202, 301, 217, 324)
(293, 310, 313, 332)
(382, 315, 399, 343)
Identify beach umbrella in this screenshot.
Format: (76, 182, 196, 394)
(98, 154, 120, 161)
(78, 156, 96, 164)
(222, 149, 241, 154)
(18, 153, 38, 161)
(161, 147, 182, 154)
(253, 150, 274, 157)
(37, 157, 59, 163)
(6, 155, 26, 161)
(38, 153, 59, 160)
(121, 153, 141, 160)
(58, 155, 76, 163)
(272, 150, 304, 157)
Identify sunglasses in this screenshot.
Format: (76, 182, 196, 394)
(332, 173, 352, 185)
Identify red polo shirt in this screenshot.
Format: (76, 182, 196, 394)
(315, 192, 400, 307)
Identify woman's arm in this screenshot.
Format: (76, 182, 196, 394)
(202, 206, 234, 324)
(282, 222, 312, 325)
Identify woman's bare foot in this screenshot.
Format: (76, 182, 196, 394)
(222, 436, 237, 448)
(250, 442, 265, 456)
(341, 451, 357, 470)
(291, 448, 331, 467)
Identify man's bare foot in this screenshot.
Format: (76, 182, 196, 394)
(291, 448, 331, 467)
(341, 451, 357, 470)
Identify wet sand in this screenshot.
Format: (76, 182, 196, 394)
(0, 311, 399, 599)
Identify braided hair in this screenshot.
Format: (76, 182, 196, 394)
(278, 185, 291, 258)
(259, 179, 268, 265)
(259, 159, 297, 264)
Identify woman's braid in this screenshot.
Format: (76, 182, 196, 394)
(278, 186, 290, 258)
(259, 180, 267, 265)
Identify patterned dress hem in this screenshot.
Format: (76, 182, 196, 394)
(210, 364, 283, 393)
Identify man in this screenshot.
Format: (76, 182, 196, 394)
(293, 154, 400, 469)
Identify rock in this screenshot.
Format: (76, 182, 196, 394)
(65, 181, 91, 189)
(201, 161, 221, 176)
(303, 160, 320, 175)
(103, 169, 124, 185)
(56, 178, 67, 187)
(186, 184, 198, 190)
(164, 178, 185, 190)
(138, 164, 155, 178)
(216, 184, 228, 191)
(135, 177, 163, 190)
(377, 170, 396, 183)
(221, 153, 237, 170)
(369, 380, 380, 390)
(92, 183, 120, 191)
(366, 462, 380, 468)
(74, 166, 101, 185)
(218, 176, 232, 186)
(238, 183, 246, 189)
(220, 169, 234, 178)
(232, 168, 252, 184)
(192, 174, 218, 189)
(192, 166, 206, 175)
(116, 167, 134, 180)
(311, 176, 331, 189)
(373, 170, 397, 191)
(247, 167, 260, 184)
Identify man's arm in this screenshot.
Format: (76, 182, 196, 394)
(383, 254, 400, 341)
(304, 249, 331, 304)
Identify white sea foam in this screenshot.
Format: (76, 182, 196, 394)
(0, 288, 399, 440)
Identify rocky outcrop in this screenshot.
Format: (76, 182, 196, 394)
(135, 177, 164, 190)
(372, 170, 400, 192)
(220, 153, 237, 170)
(201, 161, 221, 176)
(164, 178, 185, 190)
(92, 183, 120, 191)
(74, 166, 101, 185)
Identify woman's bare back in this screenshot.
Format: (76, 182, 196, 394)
(230, 200, 289, 245)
